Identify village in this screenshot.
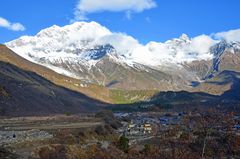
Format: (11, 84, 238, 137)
(0, 110, 240, 158)
(115, 112, 185, 144)
(115, 111, 240, 145)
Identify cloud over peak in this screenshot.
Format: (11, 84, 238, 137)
(214, 29, 240, 42)
(0, 17, 25, 31)
(74, 0, 157, 21)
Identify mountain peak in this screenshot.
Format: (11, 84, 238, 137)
(5, 21, 240, 83)
(179, 34, 190, 41)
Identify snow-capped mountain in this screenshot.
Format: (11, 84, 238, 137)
(5, 21, 240, 90)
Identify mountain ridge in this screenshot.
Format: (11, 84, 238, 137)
(5, 22, 240, 92)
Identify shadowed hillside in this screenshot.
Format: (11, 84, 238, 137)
(0, 44, 113, 103)
(214, 71, 240, 100)
(109, 70, 240, 112)
(0, 61, 108, 116)
(145, 70, 240, 111)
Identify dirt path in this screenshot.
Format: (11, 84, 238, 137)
(2, 121, 103, 131)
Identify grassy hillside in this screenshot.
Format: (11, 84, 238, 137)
(110, 89, 157, 104)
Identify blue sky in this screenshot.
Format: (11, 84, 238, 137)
(0, 0, 240, 44)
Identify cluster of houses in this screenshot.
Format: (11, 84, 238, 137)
(126, 121, 153, 136)
(116, 112, 240, 143)
(115, 112, 187, 137)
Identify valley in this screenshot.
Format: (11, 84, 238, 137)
(0, 16, 240, 159)
(1, 109, 240, 159)
(1, 38, 240, 158)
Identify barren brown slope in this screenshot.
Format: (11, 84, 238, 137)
(190, 50, 240, 95)
(0, 44, 112, 103)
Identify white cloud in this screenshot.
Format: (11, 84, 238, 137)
(74, 0, 157, 21)
(0, 17, 25, 31)
(10, 23, 25, 31)
(190, 35, 217, 54)
(214, 29, 240, 42)
(8, 21, 240, 69)
(0, 18, 9, 27)
(97, 33, 141, 53)
(127, 34, 219, 65)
